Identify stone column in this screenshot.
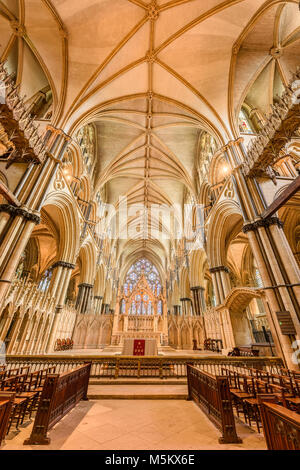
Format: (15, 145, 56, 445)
(0, 207, 40, 306)
(76, 283, 94, 314)
(50, 261, 76, 300)
(100, 303, 109, 315)
(191, 286, 206, 315)
(243, 218, 300, 368)
(173, 305, 181, 316)
(0, 127, 70, 302)
(191, 286, 207, 340)
(180, 298, 192, 316)
(209, 266, 231, 304)
(94, 296, 103, 314)
(44, 261, 75, 353)
(225, 138, 300, 369)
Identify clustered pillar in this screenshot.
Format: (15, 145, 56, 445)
(180, 298, 193, 316)
(209, 266, 231, 304)
(173, 305, 181, 316)
(94, 295, 103, 314)
(191, 286, 207, 340)
(0, 126, 70, 302)
(45, 260, 76, 353)
(223, 139, 300, 369)
(76, 283, 94, 314)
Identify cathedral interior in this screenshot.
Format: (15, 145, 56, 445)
(0, 0, 300, 452)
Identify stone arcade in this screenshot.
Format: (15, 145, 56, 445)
(0, 0, 299, 452)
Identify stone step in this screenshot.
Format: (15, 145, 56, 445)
(89, 378, 187, 385)
(87, 384, 188, 400)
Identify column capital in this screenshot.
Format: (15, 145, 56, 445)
(94, 295, 103, 300)
(209, 266, 229, 274)
(52, 261, 76, 270)
(243, 216, 284, 233)
(180, 298, 192, 302)
(78, 283, 93, 289)
(191, 286, 205, 291)
(0, 204, 40, 224)
(45, 125, 71, 142)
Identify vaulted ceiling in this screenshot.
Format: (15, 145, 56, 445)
(0, 0, 299, 272)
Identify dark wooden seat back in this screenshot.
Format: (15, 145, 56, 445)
(0, 392, 15, 445)
(258, 396, 300, 450)
(7, 368, 19, 377)
(24, 362, 91, 445)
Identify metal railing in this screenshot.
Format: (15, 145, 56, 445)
(5, 355, 284, 379)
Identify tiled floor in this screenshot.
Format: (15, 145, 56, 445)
(1, 400, 266, 451)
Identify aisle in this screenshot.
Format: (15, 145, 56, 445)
(2, 400, 266, 451)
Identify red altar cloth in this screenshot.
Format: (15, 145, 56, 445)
(133, 339, 146, 356)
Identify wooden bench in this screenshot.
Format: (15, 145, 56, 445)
(24, 362, 91, 445)
(187, 363, 242, 444)
(258, 395, 300, 450)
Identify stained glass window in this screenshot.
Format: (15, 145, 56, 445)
(38, 270, 52, 292)
(238, 109, 254, 134)
(123, 258, 162, 297)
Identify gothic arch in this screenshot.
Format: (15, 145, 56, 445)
(207, 200, 244, 267)
(77, 240, 97, 285)
(41, 192, 80, 264)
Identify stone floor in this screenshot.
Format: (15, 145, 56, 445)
(1, 400, 267, 451)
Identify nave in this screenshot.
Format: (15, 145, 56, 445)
(0, 0, 299, 453)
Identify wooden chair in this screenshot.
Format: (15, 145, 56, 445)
(20, 366, 30, 377)
(6, 368, 19, 377)
(243, 378, 271, 432)
(16, 372, 40, 420)
(230, 374, 254, 421)
(285, 379, 300, 413)
(0, 370, 5, 384)
(1, 376, 28, 432)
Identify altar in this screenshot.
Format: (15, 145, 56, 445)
(110, 267, 169, 351)
(122, 338, 158, 356)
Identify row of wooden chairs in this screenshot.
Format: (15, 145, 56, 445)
(0, 365, 56, 435)
(221, 366, 300, 433)
(203, 338, 223, 353)
(54, 338, 73, 351)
